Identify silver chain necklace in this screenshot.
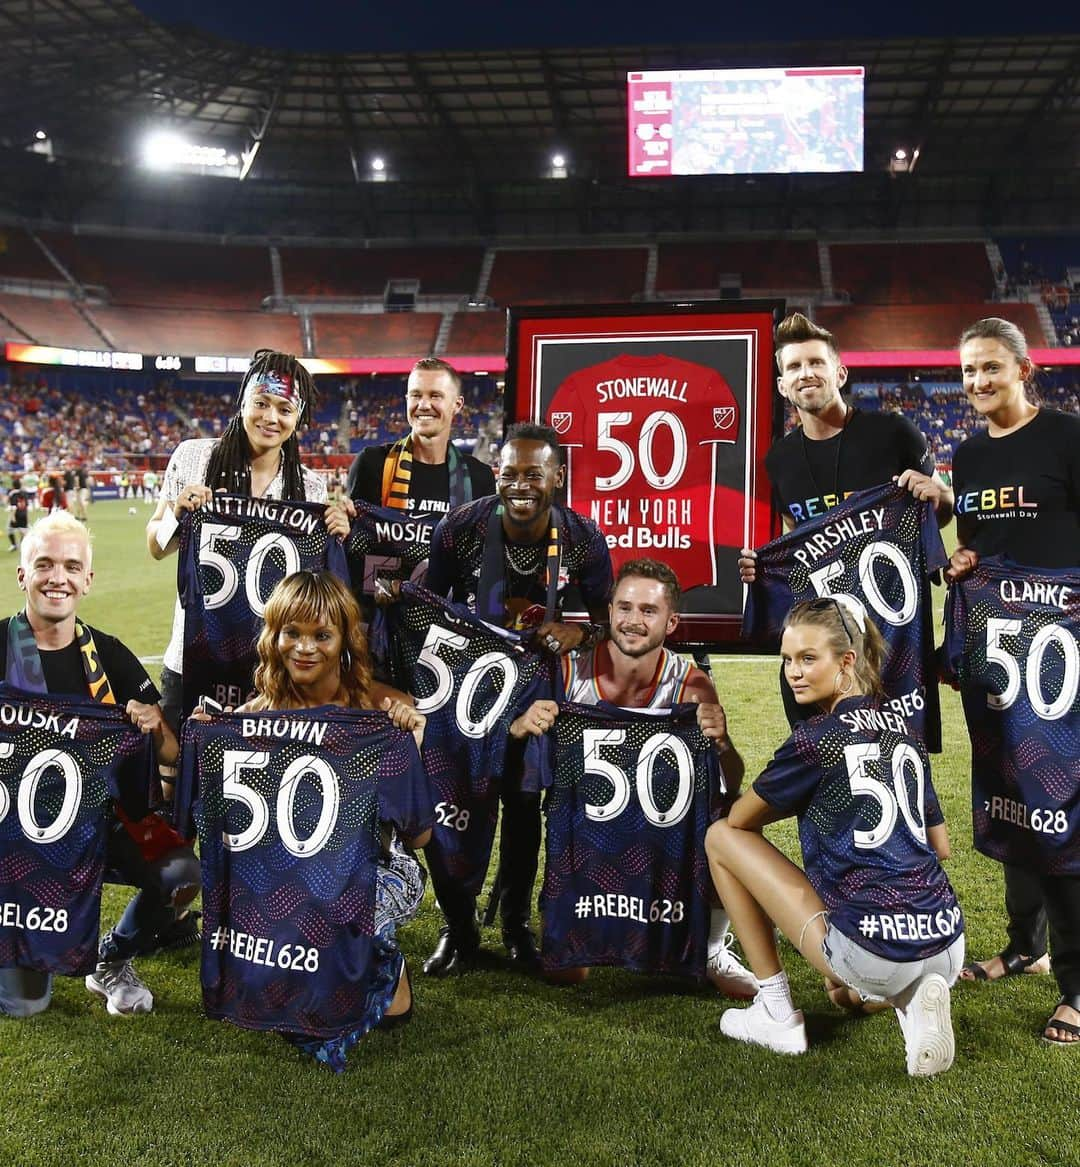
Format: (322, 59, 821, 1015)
(504, 542, 543, 575)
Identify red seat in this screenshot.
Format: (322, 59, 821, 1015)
(0, 227, 60, 281)
(815, 302, 1047, 349)
(280, 246, 483, 297)
(656, 241, 821, 291)
(311, 313, 441, 357)
(0, 294, 106, 348)
(487, 248, 647, 304)
(830, 243, 993, 305)
(446, 312, 505, 355)
(91, 306, 302, 355)
(38, 232, 273, 309)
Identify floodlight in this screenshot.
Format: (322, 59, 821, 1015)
(142, 131, 186, 170)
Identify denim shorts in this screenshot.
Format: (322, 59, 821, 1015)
(822, 921, 966, 1004)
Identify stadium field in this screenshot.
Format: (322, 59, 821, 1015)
(0, 501, 1074, 1167)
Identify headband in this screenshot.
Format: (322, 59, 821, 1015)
(243, 370, 304, 417)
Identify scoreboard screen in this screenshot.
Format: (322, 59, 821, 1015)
(627, 66, 864, 178)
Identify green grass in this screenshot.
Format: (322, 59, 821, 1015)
(0, 502, 1075, 1167)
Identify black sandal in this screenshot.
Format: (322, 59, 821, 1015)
(1042, 994, 1080, 1047)
(960, 950, 1048, 981)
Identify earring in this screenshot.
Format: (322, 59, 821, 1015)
(835, 670, 853, 697)
(341, 646, 352, 673)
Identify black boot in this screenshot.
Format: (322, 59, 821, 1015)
(501, 923, 541, 971)
(422, 920, 481, 977)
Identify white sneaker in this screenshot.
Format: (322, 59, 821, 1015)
(897, 973, 954, 1077)
(85, 959, 154, 1016)
(706, 933, 758, 1001)
(720, 995, 807, 1054)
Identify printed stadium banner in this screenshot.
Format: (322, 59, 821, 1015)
(178, 495, 348, 716)
(507, 301, 783, 644)
(0, 685, 152, 976)
(743, 482, 947, 751)
(944, 557, 1080, 876)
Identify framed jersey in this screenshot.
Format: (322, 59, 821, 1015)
(507, 301, 784, 645)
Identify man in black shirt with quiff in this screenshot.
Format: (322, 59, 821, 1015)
(741, 311, 953, 572)
(739, 313, 954, 728)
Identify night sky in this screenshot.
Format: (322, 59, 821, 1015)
(132, 1, 1068, 54)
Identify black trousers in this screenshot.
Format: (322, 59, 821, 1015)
(427, 738, 541, 937)
(1003, 864, 1080, 998)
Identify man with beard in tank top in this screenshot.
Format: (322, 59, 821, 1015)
(511, 558, 753, 996)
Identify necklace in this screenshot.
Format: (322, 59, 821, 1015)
(504, 542, 543, 576)
(800, 404, 852, 504)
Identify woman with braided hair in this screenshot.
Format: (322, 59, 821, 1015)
(147, 349, 342, 732)
(138, 350, 343, 953)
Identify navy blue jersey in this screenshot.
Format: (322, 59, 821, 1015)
(382, 582, 551, 895)
(177, 708, 432, 1037)
(944, 556, 1080, 875)
(344, 499, 439, 602)
(178, 494, 348, 716)
(754, 695, 961, 962)
(425, 495, 613, 622)
(744, 482, 946, 751)
(0, 686, 152, 976)
(531, 701, 724, 978)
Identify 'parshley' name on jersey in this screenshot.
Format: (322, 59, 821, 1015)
(999, 579, 1072, 610)
(792, 508, 886, 568)
(241, 717, 328, 746)
(594, 377, 688, 404)
(0, 703, 79, 739)
(211, 496, 321, 535)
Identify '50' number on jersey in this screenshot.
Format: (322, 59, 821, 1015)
(199, 524, 302, 616)
(413, 624, 522, 739)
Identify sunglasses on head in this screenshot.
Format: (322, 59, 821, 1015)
(808, 596, 855, 644)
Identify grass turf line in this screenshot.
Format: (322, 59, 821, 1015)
(0, 502, 1074, 1167)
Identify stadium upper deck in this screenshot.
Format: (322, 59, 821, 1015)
(0, 228, 1075, 359)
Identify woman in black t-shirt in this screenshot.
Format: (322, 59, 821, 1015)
(947, 316, 1080, 1046)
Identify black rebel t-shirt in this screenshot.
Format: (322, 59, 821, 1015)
(347, 442, 495, 517)
(765, 409, 934, 527)
(952, 408, 1080, 568)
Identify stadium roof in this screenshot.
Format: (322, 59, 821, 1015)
(0, 0, 1077, 239)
